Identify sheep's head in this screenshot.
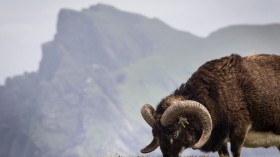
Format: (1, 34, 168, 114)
(140, 97, 213, 157)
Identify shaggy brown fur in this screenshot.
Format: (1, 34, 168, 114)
(152, 54, 280, 157)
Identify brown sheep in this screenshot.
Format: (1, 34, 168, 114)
(140, 54, 280, 157)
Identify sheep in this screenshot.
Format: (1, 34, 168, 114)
(140, 54, 280, 157)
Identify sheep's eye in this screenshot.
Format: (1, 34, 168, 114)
(172, 131, 179, 139)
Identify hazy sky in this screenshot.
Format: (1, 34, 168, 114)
(1, 0, 280, 84)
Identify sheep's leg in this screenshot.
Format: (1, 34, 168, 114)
(218, 143, 229, 157)
(230, 139, 244, 157)
(230, 124, 250, 157)
(277, 146, 280, 152)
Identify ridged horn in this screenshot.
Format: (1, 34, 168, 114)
(140, 138, 159, 153)
(160, 100, 212, 149)
(141, 104, 156, 127)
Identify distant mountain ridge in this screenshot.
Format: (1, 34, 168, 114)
(0, 3, 279, 157)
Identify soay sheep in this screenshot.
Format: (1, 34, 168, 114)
(140, 54, 280, 157)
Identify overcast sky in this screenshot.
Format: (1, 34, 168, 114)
(1, 0, 280, 84)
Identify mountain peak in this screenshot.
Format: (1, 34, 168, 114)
(89, 3, 118, 11)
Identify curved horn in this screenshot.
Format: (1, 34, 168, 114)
(160, 100, 212, 149)
(140, 138, 159, 153)
(141, 104, 156, 127)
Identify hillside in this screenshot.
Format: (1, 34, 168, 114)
(0, 4, 279, 157)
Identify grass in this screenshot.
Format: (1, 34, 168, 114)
(104, 153, 215, 157)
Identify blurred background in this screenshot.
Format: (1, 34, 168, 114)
(0, 0, 280, 156)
